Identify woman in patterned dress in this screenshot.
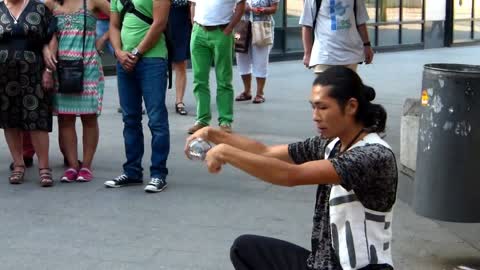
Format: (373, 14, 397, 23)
(45, 0, 109, 182)
(187, 67, 398, 270)
(0, 0, 56, 186)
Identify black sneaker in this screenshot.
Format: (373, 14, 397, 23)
(105, 174, 143, 188)
(144, 177, 167, 193)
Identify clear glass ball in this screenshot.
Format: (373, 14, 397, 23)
(187, 138, 212, 161)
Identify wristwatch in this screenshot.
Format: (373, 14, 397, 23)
(363, 41, 371, 47)
(131, 47, 143, 58)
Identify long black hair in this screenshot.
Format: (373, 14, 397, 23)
(313, 66, 387, 133)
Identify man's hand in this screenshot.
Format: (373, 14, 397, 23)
(42, 69, 54, 90)
(303, 52, 311, 68)
(185, 126, 211, 157)
(223, 25, 234, 35)
(42, 46, 57, 71)
(205, 144, 228, 174)
(364, 46, 374, 64)
(116, 50, 139, 72)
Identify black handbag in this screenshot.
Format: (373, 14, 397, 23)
(234, 20, 251, 53)
(57, 0, 86, 94)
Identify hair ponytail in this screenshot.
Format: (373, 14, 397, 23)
(313, 67, 387, 133)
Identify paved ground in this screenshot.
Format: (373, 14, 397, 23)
(0, 46, 479, 270)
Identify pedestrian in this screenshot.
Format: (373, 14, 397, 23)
(46, 0, 110, 182)
(300, 0, 374, 73)
(187, 0, 246, 134)
(104, 0, 171, 193)
(0, 0, 56, 186)
(169, 0, 191, 115)
(187, 66, 397, 270)
(235, 0, 279, 104)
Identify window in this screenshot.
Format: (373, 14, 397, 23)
(287, 0, 303, 27)
(378, 0, 400, 22)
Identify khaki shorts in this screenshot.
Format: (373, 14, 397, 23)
(313, 64, 358, 73)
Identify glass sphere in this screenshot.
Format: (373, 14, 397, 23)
(187, 138, 212, 161)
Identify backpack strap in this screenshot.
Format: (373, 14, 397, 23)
(118, 0, 172, 89)
(312, 0, 322, 33)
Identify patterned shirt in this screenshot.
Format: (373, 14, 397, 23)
(288, 135, 398, 270)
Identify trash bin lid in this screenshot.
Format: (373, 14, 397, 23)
(424, 63, 480, 74)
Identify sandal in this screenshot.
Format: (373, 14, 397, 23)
(253, 95, 265, 104)
(175, 102, 188, 115)
(9, 165, 25, 184)
(235, 92, 252, 101)
(39, 168, 54, 187)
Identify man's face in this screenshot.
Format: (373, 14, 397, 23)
(310, 85, 356, 139)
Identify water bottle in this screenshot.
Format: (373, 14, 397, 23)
(187, 138, 212, 161)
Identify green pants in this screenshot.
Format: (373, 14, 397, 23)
(190, 23, 234, 126)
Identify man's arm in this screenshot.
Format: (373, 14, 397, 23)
(186, 127, 294, 163)
(189, 1, 195, 25)
(206, 144, 340, 187)
(110, 7, 137, 71)
(136, 0, 170, 55)
(301, 26, 313, 67)
(356, 24, 374, 64)
(109, 10, 122, 54)
(224, 0, 246, 35)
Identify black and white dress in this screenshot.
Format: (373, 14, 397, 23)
(0, 0, 53, 131)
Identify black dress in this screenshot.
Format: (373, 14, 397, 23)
(0, 0, 53, 132)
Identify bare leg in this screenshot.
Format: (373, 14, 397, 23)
(4, 128, 24, 168)
(255, 77, 266, 97)
(58, 115, 80, 169)
(174, 61, 188, 104)
(241, 74, 252, 95)
(30, 130, 50, 169)
(80, 114, 99, 169)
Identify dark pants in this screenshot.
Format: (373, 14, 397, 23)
(117, 58, 170, 179)
(230, 235, 311, 270)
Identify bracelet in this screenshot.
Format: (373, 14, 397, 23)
(45, 68, 52, 73)
(363, 41, 371, 47)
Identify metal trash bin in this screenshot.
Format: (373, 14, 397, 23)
(413, 63, 480, 222)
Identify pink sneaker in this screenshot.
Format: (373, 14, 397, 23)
(76, 168, 93, 182)
(61, 168, 78, 183)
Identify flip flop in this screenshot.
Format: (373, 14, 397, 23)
(235, 92, 252, 101)
(253, 95, 265, 104)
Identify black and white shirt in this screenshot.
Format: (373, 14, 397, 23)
(288, 133, 398, 270)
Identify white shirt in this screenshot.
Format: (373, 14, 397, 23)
(190, 0, 244, 26)
(299, 0, 369, 66)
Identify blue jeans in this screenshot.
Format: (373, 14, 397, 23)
(96, 19, 114, 54)
(117, 58, 170, 179)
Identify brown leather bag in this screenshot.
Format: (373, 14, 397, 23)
(234, 20, 251, 53)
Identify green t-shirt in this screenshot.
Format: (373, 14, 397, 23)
(111, 0, 167, 58)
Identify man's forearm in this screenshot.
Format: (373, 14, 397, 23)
(302, 26, 313, 54)
(137, 0, 170, 54)
(357, 24, 370, 43)
(208, 128, 270, 156)
(220, 145, 295, 186)
(190, 2, 195, 24)
(110, 26, 122, 53)
(228, 1, 246, 29)
(136, 21, 167, 54)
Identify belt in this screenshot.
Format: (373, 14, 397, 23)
(195, 22, 229, 31)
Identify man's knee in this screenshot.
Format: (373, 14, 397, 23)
(231, 234, 257, 257)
